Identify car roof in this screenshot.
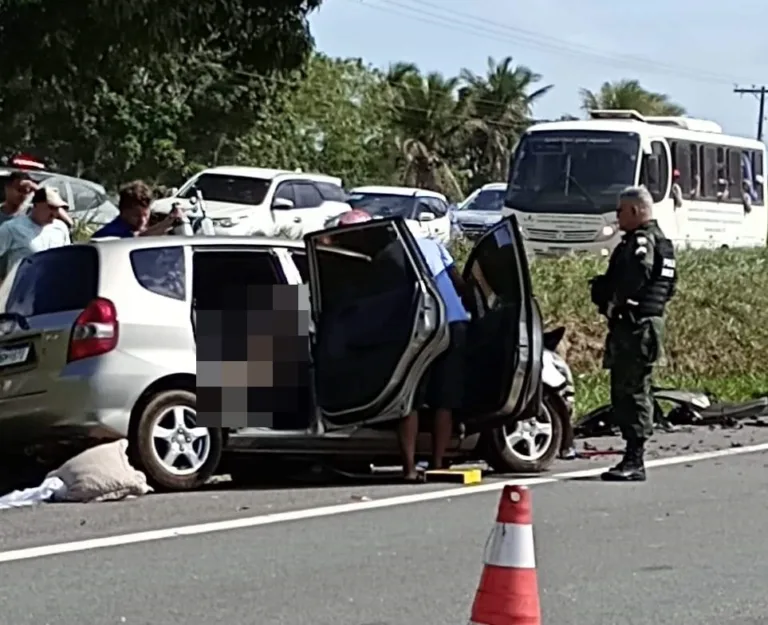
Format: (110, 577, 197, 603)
(480, 182, 508, 191)
(349, 186, 446, 200)
(87, 235, 308, 251)
(197, 167, 342, 186)
(83, 234, 372, 262)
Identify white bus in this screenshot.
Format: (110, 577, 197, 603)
(503, 109, 767, 256)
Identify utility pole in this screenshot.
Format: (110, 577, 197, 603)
(734, 85, 767, 141)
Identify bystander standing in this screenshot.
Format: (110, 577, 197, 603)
(0, 187, 71, 282)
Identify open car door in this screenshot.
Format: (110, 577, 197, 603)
(304, 217, 449, 429)
(457, 215, 543, 434)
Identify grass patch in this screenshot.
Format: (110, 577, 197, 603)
(450, 240, 768, 415)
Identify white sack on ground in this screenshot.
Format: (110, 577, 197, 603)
(47, 439, 153, 503)
(0, 476, 67, 510)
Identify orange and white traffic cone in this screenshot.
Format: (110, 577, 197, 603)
(468, 485, 541, 625)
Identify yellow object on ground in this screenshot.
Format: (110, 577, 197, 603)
(424, 468, 483, 484)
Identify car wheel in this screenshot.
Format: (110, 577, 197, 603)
(130, 389, 223, 492)
(483, 392, 564, 474)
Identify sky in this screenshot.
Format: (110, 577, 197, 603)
(309, 0, 768, 140)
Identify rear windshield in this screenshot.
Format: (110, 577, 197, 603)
(6, 246, 98, 317)
(180, 173, 271, 205)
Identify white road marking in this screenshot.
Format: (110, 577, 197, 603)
(0, 442, 766, 565)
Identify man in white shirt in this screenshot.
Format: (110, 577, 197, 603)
(0, 187, 71, 282)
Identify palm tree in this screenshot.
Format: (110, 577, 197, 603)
(459, 56, 553, 184)
(579, 79, 686, 116)
(386, 68, 466, 199)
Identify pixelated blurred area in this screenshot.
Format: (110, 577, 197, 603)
(194, 248, 311, 429)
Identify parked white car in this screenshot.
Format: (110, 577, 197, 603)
(453, 182, 508, 239)
(151, 167, 351, 238)
(346, 186, 452, 244)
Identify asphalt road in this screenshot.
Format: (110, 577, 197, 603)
(0, 426, 766, 624)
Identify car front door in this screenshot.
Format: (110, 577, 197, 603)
(457, 215, 543, 434)
(304, 217, 449, 429)
(424, 197, 451, 243)
(411, 197, 433, 239)
(272, 181, 325, 237)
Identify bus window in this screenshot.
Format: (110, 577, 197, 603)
(689, 143, 700, 198)
(752, 151, 764, 202)
(648, 141, 669, 202)
(673, 141, 692, 196)
(702, 145, 718, 199)
(727, 149, 742, 200)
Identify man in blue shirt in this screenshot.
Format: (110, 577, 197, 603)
(92, 180, 180, 238)
(335, 210, 470, 482)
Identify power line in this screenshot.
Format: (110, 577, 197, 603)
(348, 0, 758, 86)
(733, 86, 767, 141)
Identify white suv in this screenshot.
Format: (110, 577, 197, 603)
(151, 167, 351, 238)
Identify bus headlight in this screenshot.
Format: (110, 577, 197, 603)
(595, 224, 617, 241)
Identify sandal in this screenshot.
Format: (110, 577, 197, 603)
(403, 469, 426, 484)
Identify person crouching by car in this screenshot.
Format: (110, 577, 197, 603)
(332, 210, 470, 483)
(0, 187, 71, 283)
(92, 180, 181, 238)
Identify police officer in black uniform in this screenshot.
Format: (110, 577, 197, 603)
(590, 185, 677, 482)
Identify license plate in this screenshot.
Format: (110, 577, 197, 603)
(0, 345, 30, 367)
(546, 247, 571, 256)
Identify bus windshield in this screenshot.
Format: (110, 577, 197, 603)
(506, 130, 641, 214)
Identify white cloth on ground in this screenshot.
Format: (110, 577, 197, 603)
(0, 476, 67, 510)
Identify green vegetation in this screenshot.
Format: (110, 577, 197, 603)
(3, 1, 751, 415)
(0, 0, 685, 197)
(451, 241, 768, 414)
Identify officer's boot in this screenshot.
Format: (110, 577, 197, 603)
(600, 439, 646, 482)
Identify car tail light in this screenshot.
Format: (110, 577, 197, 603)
(67, 298, 119, 363)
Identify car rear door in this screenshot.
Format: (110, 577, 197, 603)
(304, 217, 449, 429)
(0, 246, 99, 402)
(458, 215, 543, 435)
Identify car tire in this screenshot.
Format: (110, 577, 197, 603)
(129, 389, 223, 492)
(483, 392, 564, 474)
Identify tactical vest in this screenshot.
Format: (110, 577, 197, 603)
(634, 230, 677, 317)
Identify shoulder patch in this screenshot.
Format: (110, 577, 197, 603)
(636, 235, 648, 246)
(635, 245, 648, 256)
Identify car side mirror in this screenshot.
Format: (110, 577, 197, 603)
(272, 198, 294, 210)
(418, 211, 436, 222)
(167, 187, 178, 197)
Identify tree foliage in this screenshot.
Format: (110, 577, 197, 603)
(0, 0, 320, 186)
(579, 79, 686, 116)
(0, 5, 691, 200)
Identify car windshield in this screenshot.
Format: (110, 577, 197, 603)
(506, 130, 640, 214)
(459, 188, 507, 211)
(346, 193, 415, 218)
(180, 173, 271, 205)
